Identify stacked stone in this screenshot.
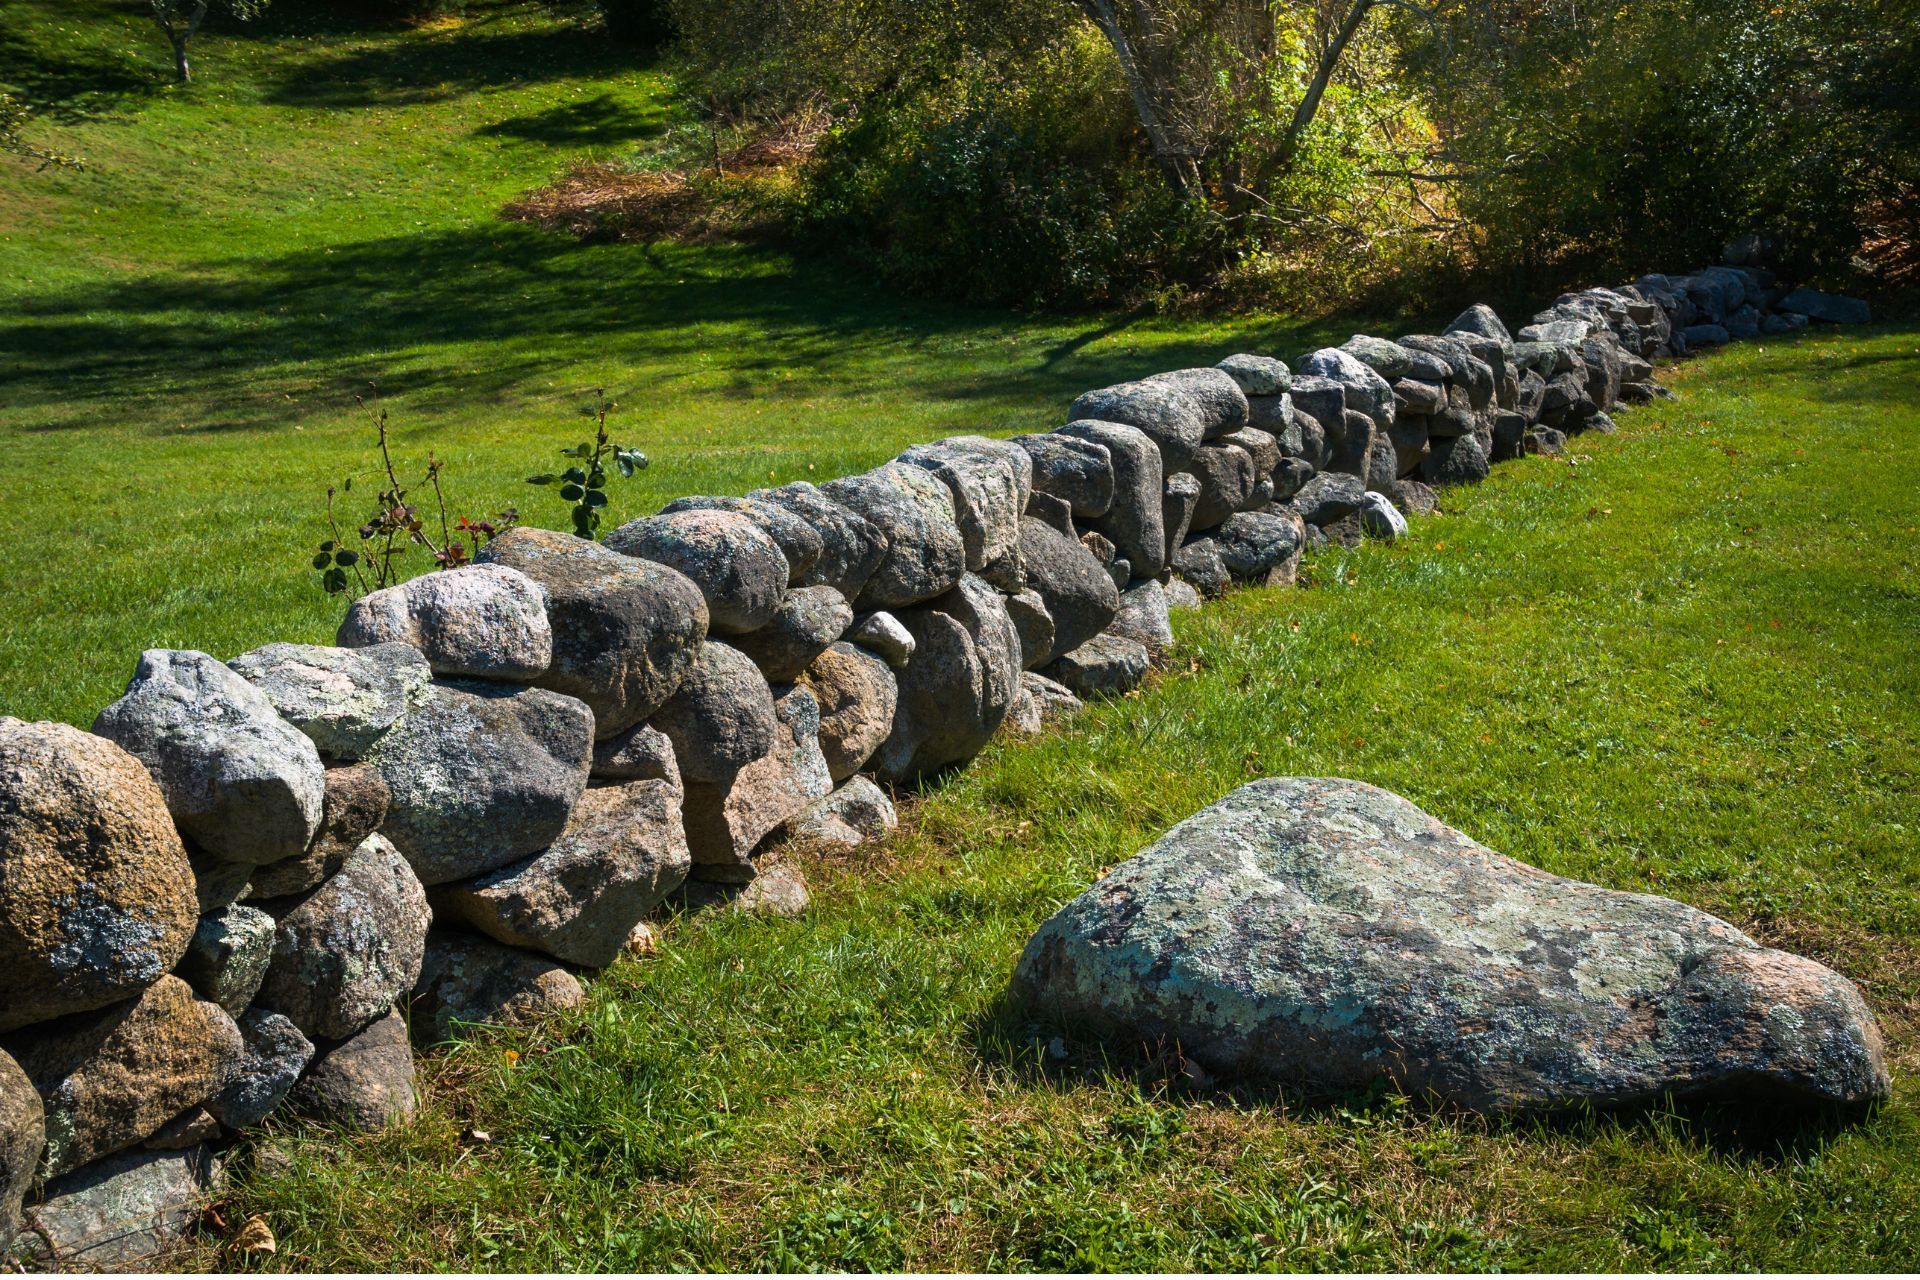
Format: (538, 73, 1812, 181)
(0, 255, 1872, 1262)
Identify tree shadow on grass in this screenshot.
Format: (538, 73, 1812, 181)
(478, 91, 667, 147)
(966, 989, 1884, 1168)
(0, 23, 161, 123)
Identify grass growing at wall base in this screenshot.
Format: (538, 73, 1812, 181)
(192, 331, 1920, 1272)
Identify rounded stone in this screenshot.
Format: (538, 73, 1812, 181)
(287, 1007, 416, 1132)
(411, 931, 585, 1046)
(1017, 516, 1119, 667)
(0, 1048, 41, 1247)
(731, 585, 853, 683)
(227, 642, 432, 762)
(658, 494, 824, 586)
(820, 463, 967, 610)
(604, 509, 790, 635)
(337, 563, 552, 681)
(650, 640, 779, 785)
(798, 641, 899, 783)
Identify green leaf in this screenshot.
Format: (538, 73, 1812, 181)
(343, 476, 353, 492)
(322, 567, 349, 593)
(559, 483, 584, 502)
(572, 508, 594, 537)
(584, 488, 608, 507)
(525, 473, 557, 486)
(320, 539, 336, 553)
(335, 549, 359, 567)
(615, 455, 635, 478)
(562, 467, 587, 484)
(312, 552, 332, 570)
(587, 468, 606, 489)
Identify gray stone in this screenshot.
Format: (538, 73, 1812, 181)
(1445, 303, 1513, 349)
(1217, 426, 1280, 478)
(1017, 514, 1119, 667)
(1164, 578, 1203, 612)
(288, 1007, 415, 1132)
(1056, 420, 1166, 579)
(1043, 634, 1150, 698)
(0, 719, 197, 1033)
(748, 481, 890, 602)
(478, 527, 709, 738)
(1215, 353, 1291, 396)
(899, 439, 1023, 571)
(1339, 334, 1415, 379)
(798, 642, 898, 782)
(1422, 432, 1490, 487)
(1386, 415, 1431, 476)
(1, 976, 241, 1178)
(1365, 430, 1399, 494)
(410, 932, 584, 1045)
(1170, 537, 1230, 599)
(819, 463, 967, 610)
(1015, 433, 1114, 518)
(1295, 348, 1394, 429)
(1161, 471, 1201, 564)
(869, 575, 1021, 784)
(1246, 392, 1296, 440)
(848, 611, 915, 668)
(0, 1049, 40, 1248)
(1067, 382, 1206, 472)
(204, 1008, 312, 1130)
(785, 776, 898, 850)
(603, 510, 789, 635)
(651, 641, 779, 785)
(731, 585, 853, 682)
(1110, 579, 1173, 658)
(1775, 289, 1869, 325)
(1393, 377, 1445, 417)
(1012, 777, 1891, 1112)
(1005, 588, 1056, 672)
(337, 564, 552, 681)
(94, 649, 325, 867)
(658, 494, 824, 586)
(679, 861, 810, 918)
(1519, 318, 1594, 345)
(1683, 323, 1731, 348)
(1272, 457, 1314, 505)
(1146, 367, 1250, 438)
(140, 1105, 219, 1151)
(1288, 471, 1365, 526)
(682, 684, 831, 880)
(17, 1145, 221, 1270)
(1186, 444, 1256, 532)
(438, 779, 689, 969)
(368, 679, 592, 885)
(1762, 312, 1809, 335)
(175, 904, 274, 1015)
(1214, 510, 1305, 586)
(590, 723, 682, 790)
(246, 762, 389, 901)
(1358, 491, 1408, 540)
(1016, 671, 1084, 729)
(228, 642, 432, 762)
(255, 835, 429, 1041)
(1329, 410, 1377, 479)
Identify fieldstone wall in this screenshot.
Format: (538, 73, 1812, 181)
(0, 264, 1871, 1265)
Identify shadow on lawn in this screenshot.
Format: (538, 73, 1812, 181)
(0, 23, 161, 123)
(479, 91, 667, 147)
(1, 222, 1329, 439)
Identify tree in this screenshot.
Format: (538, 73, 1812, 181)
(148, 0, 268, 83)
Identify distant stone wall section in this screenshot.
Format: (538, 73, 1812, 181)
(0, 266, 1871, 1264)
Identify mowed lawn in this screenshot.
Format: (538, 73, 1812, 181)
(6, 1, 1920, 1273)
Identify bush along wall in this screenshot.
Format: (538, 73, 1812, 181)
(0, 264, 1871, 1265)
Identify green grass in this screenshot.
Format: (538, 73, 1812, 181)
(5, 1, 1918, 1272)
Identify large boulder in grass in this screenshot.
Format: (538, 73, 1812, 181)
(254, 834, 429, 1042)
(604, 509, 789, 636)
(0, 719, 198, 1033)
(899, 439, 1024, 571)
(1012, 777, 1891, 1113)
(658, 494, 824, 587)
(410, 932, 584, 1045)
(798, 642, 898, 783)
(0, 1048, 41, 1247)
(93, 650, 325, 867)
(869, 575, 1022, 784)
(1069, 381, 1208, 471)
(227, 642, 432, 762)
(1, 976, 241, 1179)
(1056, 421, 1166, 579)
(437, 779, 690, 969)
(1016, 515, 1119, 668)
(748, 481, 890, 603)
(478, 527, 709, 738)
(820, 463, 967, 610)
(681, 683, 832, 882)
(337, 563, 552, 681)
(368, 679, 593, 885)
(649, 640, 779, 785)
(1014, 433, 1114, 519)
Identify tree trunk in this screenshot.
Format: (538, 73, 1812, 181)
(1076, 0, 1201, 198)
(1260, 0, 1376, 184)
(172, 35, 191, 82)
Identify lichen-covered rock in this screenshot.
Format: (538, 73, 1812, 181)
(1110, 579, 1173, 658)
(732, 585, 853, 682)
(228, 642, 431, 762)
(1295, 347, 1394, 430)
(93, 650, 325, 867)
(1339, 335, 1415, 379)
(478, 527, 709, 738)
(680, 860, 811, 918)
(650, 640, 778, 785)
(437, 779, 690, 969)
(1214, 510, 1306, 586)
(749, 481, 890, 602)
(2, 976, 241, 1178)
(203, 1008, 312, 1130)
(1186, 443, 1256, 532)
(785, 776, 898, 850)
(1056, 420, 1166, 580)
(1146, 367, 1250, 438)
(1287, 471, 1365, 527)
(1358, 490, 1409, 540)
(682, 684, 832, 881)
(1169, 536, 1230, 599)
(659, 494, 824, 586)
(1215, 353, 1291, 396)
(337, 563, 552, 681)
(1043, 633, 1151, 698)
(820, 463, 967, 610)
(1014, 433, 1114, 518)
(0, 719, 197, 1033)
(254, 835, 429, 1041)
(798, 642, 898, 782)
(287, 1007, 415, 1132)
(1068, 381, 1207, 471)
(847, 610, 915, 668)
(1005, 588, 1056, 672)
(899, 439, 1023, 571)
(175, 904, 274, 1015)
(1017, 515, 1119, 668)
(246, 763, 389, 901)
(0, 1049, 40, 1248)
(410, 931, 585, 1045)
(1013, 777, 1891, 1112)
(869, 576, 1022, 784)
(368, 679, 593, 885)
(16, 1144, 222, 1270)
(590, 722, 682, 791)
(1422, 432, 1491, 487)
(604, 509, 790, 635)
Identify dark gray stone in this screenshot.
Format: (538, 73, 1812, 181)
(1779, 289, 1867, 324)
(1068, 382, 1207, 472)
(410, 932, 584, 1045)
(1015, 433, 1114, 518)
(681, 683, 831, 879)
(1214, 510, 1305, 585)
(731, 585, 852, 683)
(1017, 515, 1119, 668)
(288, 1007, 416, 1132)
(1169, 537, 1230, 599)
(1422, 433, 1491, 487)
(246, 762, 389, 901)
(1043, 634, 1151, 698)
(1295, 348, 1394, 429)
(603, 509, 789, 635)
(819, 463, 967, 610)
(1288, 472, 1365, 527)
(175, 904, 274, 1015)
(1186, 444, 1256, 532)
(204, 1008, 312, 1130)
(869, 575, 1021, 783)
(650, 641, 778, 785)
(749, 481, 890, 602)
(1005, 588, 1056, 672)
(1056, 420, 1166, 579)
(16, 1144, 221, 1269)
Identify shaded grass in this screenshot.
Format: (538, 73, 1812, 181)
(192, 331, 1920, 1272)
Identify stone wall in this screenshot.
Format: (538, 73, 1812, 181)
(0, 265, 1871, 1265)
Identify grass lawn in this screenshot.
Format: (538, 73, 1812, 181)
(5, 0, 1918, 1272)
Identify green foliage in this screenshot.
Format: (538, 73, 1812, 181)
(524, 392, 647, 538)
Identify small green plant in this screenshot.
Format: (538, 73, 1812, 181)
(312, 402, 517, 595)
(525, 391, 648, 539)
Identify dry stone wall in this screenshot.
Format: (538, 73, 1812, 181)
(0, 264, 1872, 1264)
